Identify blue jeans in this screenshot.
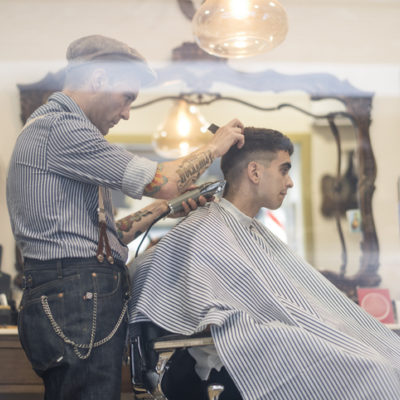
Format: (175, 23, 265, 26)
(18, 258, 130, 400)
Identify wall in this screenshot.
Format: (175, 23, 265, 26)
(0, 0, 399, 300)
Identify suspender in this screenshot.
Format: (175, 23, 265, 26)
(96, 187, 114, 264)
(22, 115, 114, 264)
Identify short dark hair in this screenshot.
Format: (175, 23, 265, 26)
(220, 127, 293, 193)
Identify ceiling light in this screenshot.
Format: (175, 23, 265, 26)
(192, 0, 288, 58)
(152, 100, 211, 158)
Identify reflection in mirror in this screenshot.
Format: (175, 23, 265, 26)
(17, 59, 378, 301)
(109, 133, 311, 266)
(122, 83, 377, 300)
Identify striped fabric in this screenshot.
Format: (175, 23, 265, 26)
(7, 92, 157, 262)
(129, 201, 400, 399)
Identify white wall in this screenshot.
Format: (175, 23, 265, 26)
(0, 0, 399, 299)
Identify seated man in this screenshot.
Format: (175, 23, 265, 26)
(129, 127, 400, 400)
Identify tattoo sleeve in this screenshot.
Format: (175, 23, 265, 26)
(144, 165, 168, 196)
(143, 149, 214, 198)
(176, 150, 214, 191)
(116, 210, 152, 240)
(115, 200, 169, 245)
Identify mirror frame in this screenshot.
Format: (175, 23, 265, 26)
(17, 42, 379, 299)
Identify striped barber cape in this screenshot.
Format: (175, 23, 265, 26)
(129, 201, 400, 399)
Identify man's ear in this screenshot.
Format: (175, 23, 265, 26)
(90, 68, 107, 91)
(247, 161, 261, 184)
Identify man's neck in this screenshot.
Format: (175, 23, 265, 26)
(62, 89, 80, 109)
(223, 192, 260, 218)
(62, 89, 95, 126)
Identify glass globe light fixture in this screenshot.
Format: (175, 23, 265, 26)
(192, 0, 288, 58)
(152, 100, 211, 159)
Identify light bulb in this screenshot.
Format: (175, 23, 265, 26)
(192, 0, 288, 58)
(153, 100, 211, 159)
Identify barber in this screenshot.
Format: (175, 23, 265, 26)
(6, 34, 244, 400)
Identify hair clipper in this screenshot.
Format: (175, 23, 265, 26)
(168, 180, 226, 214)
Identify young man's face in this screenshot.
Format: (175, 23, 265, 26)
(257, 150, 294, 210)
(92, 76, 140, 135)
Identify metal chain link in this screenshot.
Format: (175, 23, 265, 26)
(41, 294, 128, 360)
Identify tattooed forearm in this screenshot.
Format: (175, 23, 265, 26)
(116, 210, 153, 239)
(143, 149, 214, 198)
(133, 230, 143, 240)
(115, 200, 169, 245)
(119, 229, 143, 241)
(176, 150, 214, 191)
(144, 165, 168, 196)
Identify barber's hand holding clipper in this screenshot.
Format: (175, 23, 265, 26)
(116, 197, 203, 245)
(168, 180, 226, 216)
(168, 189, 209, 218)
(117, 185, 214, 244)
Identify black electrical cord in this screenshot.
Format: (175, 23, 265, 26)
(134, 209, 170, 258)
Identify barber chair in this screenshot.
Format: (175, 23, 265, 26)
(130, 322, 225, 400)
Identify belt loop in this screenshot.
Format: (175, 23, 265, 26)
(22, 275, 33, 290)
(57, 260, 63, 279)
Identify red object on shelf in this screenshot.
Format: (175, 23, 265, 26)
(357, 288, 395, 324)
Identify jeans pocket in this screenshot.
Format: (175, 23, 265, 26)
(18, 292, 65, 373)
(58, 269, 126, 348)
(92, 269, 120, 298)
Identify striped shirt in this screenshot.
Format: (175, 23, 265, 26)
(129, 201, 400, 399)
(7, 92, 157, 263)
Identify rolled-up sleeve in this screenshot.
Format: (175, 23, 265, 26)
(122, 155, 157, 199)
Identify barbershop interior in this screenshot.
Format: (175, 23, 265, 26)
(0, 0, 400, 399)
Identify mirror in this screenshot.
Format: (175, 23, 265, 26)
(17, 42, 379, 301)
(107, 133, 311, 267)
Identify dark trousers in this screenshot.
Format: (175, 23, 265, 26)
(19, 258, 130, 400)
(163, 349, 243, 400)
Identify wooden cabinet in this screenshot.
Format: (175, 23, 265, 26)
(0, 327, 44, 399)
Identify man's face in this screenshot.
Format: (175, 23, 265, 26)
(92, 76, 140, 135)
(257, 150, 294, 210)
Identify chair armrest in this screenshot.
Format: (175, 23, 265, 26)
(153, 335, 214, 351)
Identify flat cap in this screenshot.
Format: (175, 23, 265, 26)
(66, 34, 156, 86)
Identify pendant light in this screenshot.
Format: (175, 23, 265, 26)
(152, 100, 211, 159)
(192, 0, 288, 58)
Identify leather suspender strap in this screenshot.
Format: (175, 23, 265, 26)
(96, 187, 114, 264)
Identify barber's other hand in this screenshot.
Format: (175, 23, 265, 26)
(208, 118, 244, 158)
